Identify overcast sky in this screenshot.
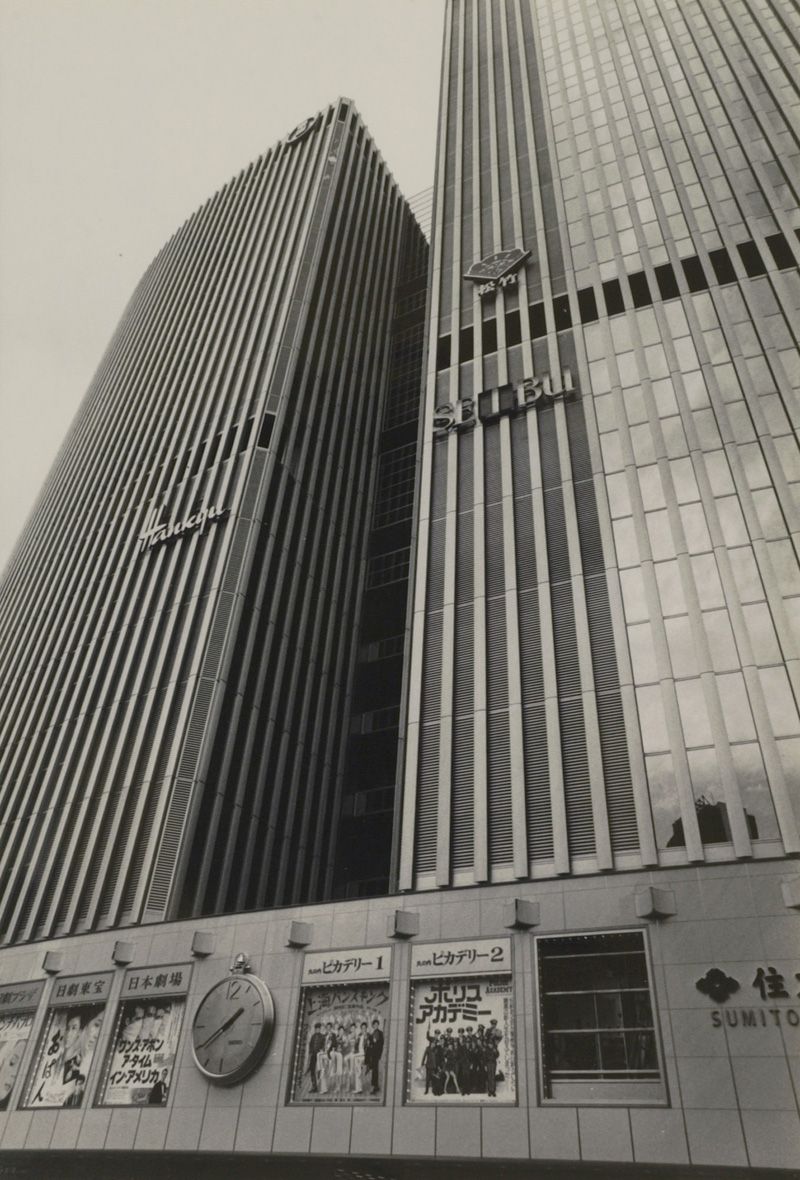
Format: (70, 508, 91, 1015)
(0, 0, 443, 572)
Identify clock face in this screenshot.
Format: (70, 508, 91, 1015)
(191, 975, 275, 1085)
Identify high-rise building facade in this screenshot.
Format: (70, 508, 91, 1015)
(0, 3, 799, 1176)
(0, 98, 425, 942)
(400, 0, 800, 893)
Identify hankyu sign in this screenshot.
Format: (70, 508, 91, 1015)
(411, 937, 512, 978)
(433, 371, 572, 436)
(464, 248, 531, 297)
(302, 947, 392, 985)
(139, 505, 228, 552)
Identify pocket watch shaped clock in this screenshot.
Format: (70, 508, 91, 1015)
(191, 968, 275, 1085)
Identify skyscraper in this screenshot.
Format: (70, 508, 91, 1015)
(0, 98, 426, 942)
(399, 0, 800, 894)
(0, 2, 798, 1174)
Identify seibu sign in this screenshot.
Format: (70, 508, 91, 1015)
(433, 370, 574, 436)
(139, 505, 228, 552)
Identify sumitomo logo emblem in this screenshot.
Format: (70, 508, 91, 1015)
(139, 505, 228, 552)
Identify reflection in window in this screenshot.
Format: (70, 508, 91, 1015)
(665, 789, 759, 847)
(537, 932, 662, 1102)
(732, 743, 779, 841)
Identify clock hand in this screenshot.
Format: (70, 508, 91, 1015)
(197, 1006, 245, 1050)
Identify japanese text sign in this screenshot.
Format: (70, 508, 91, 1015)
(0, 980, 45, 1013)
(411, 938, 511, 978)
(50, 973, 112, 1006)
(120, 964, 192, 999)
(302, 947, 392, 985)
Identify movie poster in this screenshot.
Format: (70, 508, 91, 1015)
(24, 1003, 106, 1109)
(406, 938, 516, 1105)
(290, 947, 392, 1104)
(0, 1013, 34, 1110)
(99, 997, 186, 1106)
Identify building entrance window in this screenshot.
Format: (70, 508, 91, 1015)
(536, 930, 666, 1104)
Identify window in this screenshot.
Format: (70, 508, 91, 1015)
(529, 302, 548, 338)
(654, 263, 680, 300)
(553, 294, 572, 330)
(577, 286, 599, 322)
(681, 256, 708, 292)
(373, 445, 417, 527)
(602, 278, 625, 315)
(708, 247, 736, 285)
(765, 232, 795, 271)
(737, 240, 767, 278)
(628, 271, 653, 307)
(536, 931, 664, 1104)
(459, 324, 474, 362)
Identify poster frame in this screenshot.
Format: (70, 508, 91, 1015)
(94, 961, 193, 1109)
(0, 979, 46, 1112)
(21, 971, 113, 1111)
(404, 936, 517, 1107)
(287, 945, 393, 1107)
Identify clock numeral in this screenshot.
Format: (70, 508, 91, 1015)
(227, 980, 242, 999)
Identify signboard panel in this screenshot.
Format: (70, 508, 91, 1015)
(411, 937, 512, 978)
(291, 947, 392, 1104)
(406, 975, 516, 1104)
(97, 963, 191, 1107)
(406, 939, 515, 1105)
(302, 947, 392, 985)
(23, 973, 114, 1109)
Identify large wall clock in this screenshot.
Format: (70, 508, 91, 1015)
(191, 969, 275, 1085)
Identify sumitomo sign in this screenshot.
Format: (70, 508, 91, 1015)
(139, 505, 228, 552)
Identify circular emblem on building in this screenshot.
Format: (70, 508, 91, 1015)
(464, 247, 531, 284)
(191, 966, 275, 1085)
(286, 114, 320, 145)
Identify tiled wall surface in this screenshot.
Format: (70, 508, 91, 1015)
(0, 861, 797, 1170)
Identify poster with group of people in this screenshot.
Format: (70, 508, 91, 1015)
(291, 984, 388, 1103)
(98, 996, 186, 1106)
(290, 947, 392, 1104)
(406, 937, 516, 1104)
